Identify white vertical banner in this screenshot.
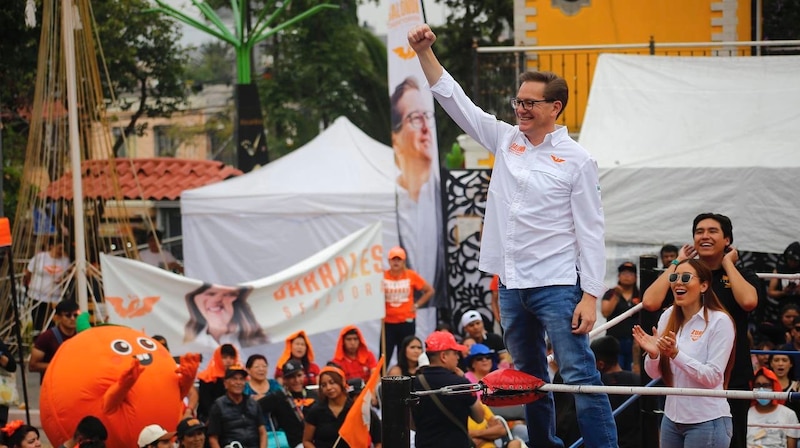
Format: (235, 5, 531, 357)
(387, 0, 445, 309)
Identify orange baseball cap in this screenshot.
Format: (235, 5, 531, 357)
(388, 246, 406, 260)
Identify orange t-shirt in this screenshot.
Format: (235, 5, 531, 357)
(489, 274, 499, 292)
(383, 269, 426, 324)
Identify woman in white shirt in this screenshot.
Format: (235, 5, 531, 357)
(633, 258, 735, 448)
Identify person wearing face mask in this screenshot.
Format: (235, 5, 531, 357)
(747, 367, 800, 448)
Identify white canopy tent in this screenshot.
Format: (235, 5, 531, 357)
(181, 116, 400, 284)
(180, 116, 439, 363)
(579, 54, 800, 279)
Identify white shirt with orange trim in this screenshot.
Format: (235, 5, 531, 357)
(428, 70, 606, 297)
(644, 306, 735, 424)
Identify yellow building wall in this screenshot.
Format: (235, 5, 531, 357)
(516, 0, 752, 131)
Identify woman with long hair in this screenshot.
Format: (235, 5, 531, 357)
(0, 421, 42, 448)
(275, 330, 320, 386)
(183, 284, 267, 348)
(302, 366, 381, 448)
(633, 259, 735, 448)
(387, 335, 423, 377)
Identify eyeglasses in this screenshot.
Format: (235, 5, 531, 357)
(510, 98, 555, 110)
(472, 355, 492, 362)
(396, 111, 433, 130)
(668, 273, 696, 284)
(753, 382, 773, 389)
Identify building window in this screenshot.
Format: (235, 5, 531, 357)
(111, 127, 136, 157)
(154, 125, 179, 157)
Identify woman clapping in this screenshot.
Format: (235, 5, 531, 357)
(633, 259, 735, 448)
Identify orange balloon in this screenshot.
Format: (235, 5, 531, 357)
(40, 326, 188, 447)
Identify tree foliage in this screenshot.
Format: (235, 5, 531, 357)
(428, 0, 515, 151)
(257, 0, 390, 159)
(186, 42, 236, 86)
(92, 0, 190, 155)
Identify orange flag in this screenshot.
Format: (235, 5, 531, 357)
(339, 355, 384, 448)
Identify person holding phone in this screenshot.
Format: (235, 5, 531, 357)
(643, 213, 761, 448)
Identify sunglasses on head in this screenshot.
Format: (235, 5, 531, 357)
(668, 273, 696, 284)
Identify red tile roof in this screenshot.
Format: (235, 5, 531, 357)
(44, 158, 242, 200)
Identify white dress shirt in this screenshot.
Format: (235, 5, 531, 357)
(429, 70, 606, 297)
(644, 306, 735, 424)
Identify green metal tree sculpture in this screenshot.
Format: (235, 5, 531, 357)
(150, 0, 337, 171)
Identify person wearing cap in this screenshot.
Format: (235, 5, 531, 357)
(259, 358, 318, 448)
(600, 262, 641, 371)
(459, 310, 510, 366)
(29, 299, 80, 382)
(590, 336, 640, 448)
(463, 344, 499, 386)
(383, 246, 434, 367)
(331, 325, 378, 383)
(177, 417, 206, 448)
(196, 343, 240, 422)
(207, 364, 267, 448)
(643, 213, 760, 448)
(137, 424, 175, 448)
(412, 331, 484, 448)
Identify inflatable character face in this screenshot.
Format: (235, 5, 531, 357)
(40, 326, 188, 448)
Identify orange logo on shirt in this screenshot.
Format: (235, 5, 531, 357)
(550, 154, 565, 163)
(106, 295, 160, 318)
(690, 329, 704, 341)
(509, 143, 526, 155)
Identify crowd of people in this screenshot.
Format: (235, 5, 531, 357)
(11, 20, 800, 448)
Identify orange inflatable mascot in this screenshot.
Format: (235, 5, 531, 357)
(40, 326, 200, 448)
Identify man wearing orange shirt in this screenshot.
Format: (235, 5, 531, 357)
(383, 246, 434, 366)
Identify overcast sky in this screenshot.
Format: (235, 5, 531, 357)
(163, 0, 447, 47)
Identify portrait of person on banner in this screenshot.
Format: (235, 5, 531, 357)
(390, 76, 445, 302)
(183, 284, 267, 348)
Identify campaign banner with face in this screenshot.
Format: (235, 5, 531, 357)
(386, 0, 445, 306)
(100, 223, 385, 357)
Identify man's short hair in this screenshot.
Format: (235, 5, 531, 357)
(220, 343, 236, 358)
(344, 329, 359, 338)
(692, 213, 733, 244)
(590, 336, 620, 366)
(518, 71, 569, 119)
(390, 76, 421, 131)
(75, 415, 108, 441)
(55, 300, 79, 314)
(660, 244, 679, 256)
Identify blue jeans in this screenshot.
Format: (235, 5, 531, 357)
(660, 416, 732, 448)
(499, 284, 618, 448)
(617, 336, 633, 371)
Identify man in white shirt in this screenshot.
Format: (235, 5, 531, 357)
(408, 24, 616, 447)
(24, 237, 71, 333)
(139, 231, 182, 273)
